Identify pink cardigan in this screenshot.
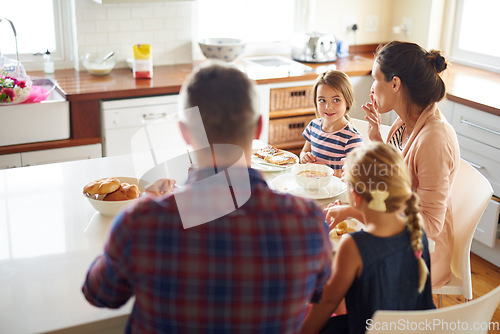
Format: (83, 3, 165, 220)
(387, 103, 460, 289)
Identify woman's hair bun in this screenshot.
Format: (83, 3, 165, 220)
(427, 50, 447, 73)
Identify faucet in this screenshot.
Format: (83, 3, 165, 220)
(0, 18, 21, 76)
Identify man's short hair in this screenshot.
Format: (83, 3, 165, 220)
(179, 61, 259, 144)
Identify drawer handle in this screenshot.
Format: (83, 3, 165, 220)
(143, 113, 167, 120)
(460, 119, 500, 136)
(463, 159, 484, 169)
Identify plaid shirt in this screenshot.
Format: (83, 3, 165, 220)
(82, 168, 332, 334)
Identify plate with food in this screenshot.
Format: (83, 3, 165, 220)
(251, 144, 299, 171)
(268, 172, 346, 200)
(329, 219, 365, 247)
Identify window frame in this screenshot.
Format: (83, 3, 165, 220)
(192, 0, 309, 60)
(1, 0, 75, 71)
(450, 0, 500, 73)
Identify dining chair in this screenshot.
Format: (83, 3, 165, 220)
(433, 158, 493, 307)
(366, 285, 500, 334)
(350, 118, 391, 143)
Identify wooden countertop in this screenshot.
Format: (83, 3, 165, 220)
(443, 63, 500, 117)
(30, 53, 375, 102)
(3, 49, 499, 156)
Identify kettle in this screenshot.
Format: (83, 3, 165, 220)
(291, 32, 337, 63)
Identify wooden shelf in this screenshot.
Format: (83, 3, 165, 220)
(269, 108, 316, 119)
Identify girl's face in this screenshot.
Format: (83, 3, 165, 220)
(370, 61, 396, 114)
(316, 84, 348, 128)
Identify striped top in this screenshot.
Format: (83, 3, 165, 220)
(388, 124, 406, 151)
(302, 118, 363, 170)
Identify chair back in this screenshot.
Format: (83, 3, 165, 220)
(366, 285, 500, 334)
(350, 118, 391, 143)
(448, 159, 493, 298)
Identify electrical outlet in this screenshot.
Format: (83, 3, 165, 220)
(365, 15, 379, 32)
(342, 15, 358, 34)
(402, 17, 413, 35)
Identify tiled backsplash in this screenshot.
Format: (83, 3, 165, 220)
(75, 0, 193, 68)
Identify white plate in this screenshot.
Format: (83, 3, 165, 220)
(268, 172, 346, 199)
(329, 218, 365, 248)
(251, 151, 299, 172)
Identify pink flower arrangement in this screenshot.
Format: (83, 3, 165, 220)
(0, 70, 32, 104)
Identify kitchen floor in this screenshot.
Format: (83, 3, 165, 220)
(433, 253, 500, 333)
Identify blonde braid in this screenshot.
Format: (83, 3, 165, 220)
(405, 192, 429, 293)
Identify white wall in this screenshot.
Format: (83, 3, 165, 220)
(390, 0, 446, 50)
(309, 0, 393, 45)
(74, 0, 193, 68)
(73, 0, 443, 68)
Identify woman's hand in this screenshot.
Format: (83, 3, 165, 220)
(362, 94, 383, 142)
(300, 151, 317, 164)
(324, 200, 364, 230)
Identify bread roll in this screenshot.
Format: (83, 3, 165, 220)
(103, 183, 140, 201)
(83, 177, 121, 195)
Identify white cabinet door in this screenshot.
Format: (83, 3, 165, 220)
(21, 144, 102, 167)
(0, 153, 22, 169)
(473, 199, 500, 248)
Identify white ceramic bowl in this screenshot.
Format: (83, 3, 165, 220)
(82, 53, 116, 76)
(292, 163, 334, 191)
(84, 177, 148, 217)
(198, 38, 245, 62)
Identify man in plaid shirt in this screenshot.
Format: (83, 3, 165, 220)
(82, 61, 333, 333)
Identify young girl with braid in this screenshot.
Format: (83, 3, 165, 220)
(300, 142, 435, 334)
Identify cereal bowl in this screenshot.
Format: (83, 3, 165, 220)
(83, 177, 148, 217)
(82, 52, 116, 76)
(292, 163, 334, 191)
(198, 38, 245, 62)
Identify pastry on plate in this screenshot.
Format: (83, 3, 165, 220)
(253, 144, 283, 160)
(264, 154, 297, 166)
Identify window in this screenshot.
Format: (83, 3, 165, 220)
(451, 0, 500, 72)
(0, 0, 74, 71)
(194, 0, 305, 58)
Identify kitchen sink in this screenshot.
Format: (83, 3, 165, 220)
(0, 78, 70, 147)
(240, 55, 315, 79)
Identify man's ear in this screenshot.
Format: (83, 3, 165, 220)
(392, 76, 402, 93)
(254, 115, 263, 140)
(179, 121, 191, 145)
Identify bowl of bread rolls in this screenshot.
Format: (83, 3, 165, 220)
(83, 176, 147, 217)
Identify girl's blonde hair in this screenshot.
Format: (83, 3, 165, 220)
(344, 142, 429, 293)
(312, 70, 354, 120)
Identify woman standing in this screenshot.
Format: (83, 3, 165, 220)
(327, 41, 460, 289)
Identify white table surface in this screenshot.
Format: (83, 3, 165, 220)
(0, 144, 344, 333)
(0, 154, 141, 334)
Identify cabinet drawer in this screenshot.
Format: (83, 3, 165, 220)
(269, 115, 316, 147)
(21, 144, 102, 167)
(452, 103, 500, 150)
(269, 85, 314, 112)
(0, 153, 22, 169)
(458, 134, 500, 195)
(473, 198, 500, 248)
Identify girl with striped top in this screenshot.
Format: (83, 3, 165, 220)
(300, 70, 363, 177)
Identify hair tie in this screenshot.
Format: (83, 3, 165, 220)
(368, 190, 389, 212)
(414, 250, 423, 259)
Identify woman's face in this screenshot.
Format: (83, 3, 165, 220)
(370, 61, 396, 114)
(316, 84, 348, 127)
